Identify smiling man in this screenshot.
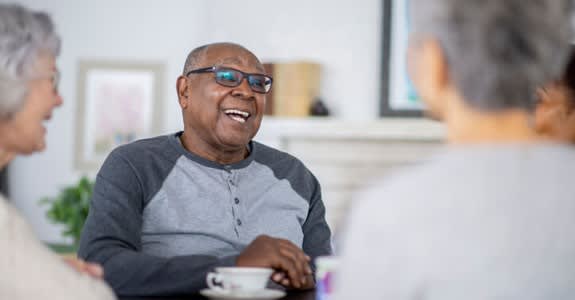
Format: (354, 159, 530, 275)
(78, 43, 332, 296)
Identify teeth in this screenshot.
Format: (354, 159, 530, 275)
(224, 109, 250, 118)
(229, 115, 246, 123)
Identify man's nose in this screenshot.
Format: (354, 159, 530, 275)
(231, 78, 255, 100)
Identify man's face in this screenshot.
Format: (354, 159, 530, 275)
(178, 45, 266, 152)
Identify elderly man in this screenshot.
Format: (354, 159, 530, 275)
(79, 42, 332, 296)
(336, 1, 575, 300)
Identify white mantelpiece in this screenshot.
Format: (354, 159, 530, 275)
(254, 118, 446, 233)
(256, 117, 445, 147)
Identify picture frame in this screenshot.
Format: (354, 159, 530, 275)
(75, 61, 164, 170)
(380, 0, 425, 117)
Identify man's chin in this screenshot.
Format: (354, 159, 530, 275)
(222, 140, 251, 150)
(218, 135, 252, 151)
(217, 128, 254, 145)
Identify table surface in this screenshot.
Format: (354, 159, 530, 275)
(119, 289, 315, 300)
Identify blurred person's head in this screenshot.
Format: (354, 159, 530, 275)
(534, 46, 575, 143)
(407, 0, 572, 143)
(176, 42, 271, 164)
(0, 4, 62, 162)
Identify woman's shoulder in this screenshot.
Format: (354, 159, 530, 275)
(0, 194, 22, 228)
(0, 195, 116, 299)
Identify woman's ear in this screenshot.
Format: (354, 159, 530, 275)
(409, 37, 450, 120)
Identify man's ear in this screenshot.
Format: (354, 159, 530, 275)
(176, 76, 189, 108)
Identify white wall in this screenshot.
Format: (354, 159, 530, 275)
(202, 1, 382, 119)
(7, 0, 382, 243)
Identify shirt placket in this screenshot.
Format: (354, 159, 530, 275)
(225, 167, 242, 238)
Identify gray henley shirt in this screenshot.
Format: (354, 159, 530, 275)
(78, 132, 332, 296)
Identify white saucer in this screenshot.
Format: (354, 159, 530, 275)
(199, 288, 286, 300)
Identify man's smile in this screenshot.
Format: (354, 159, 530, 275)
(223, 108, 251, 124)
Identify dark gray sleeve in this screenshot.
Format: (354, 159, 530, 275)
(302, 174, 333, 271)
(253, 144, 334, 271)
(78, 150, 236, 296)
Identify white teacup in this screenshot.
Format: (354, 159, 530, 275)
(206, 267, 273, 292)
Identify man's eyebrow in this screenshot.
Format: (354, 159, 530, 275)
(216, 57, 265, 72)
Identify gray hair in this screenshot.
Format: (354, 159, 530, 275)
(410, 0, 573, 112)
(0, 4, 61, 120)
(182, 42, 254, 75)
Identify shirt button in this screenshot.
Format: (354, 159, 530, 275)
(237, 219, 242, 226)
(229, 179, 235, 186)
(234, 198, 240, 204)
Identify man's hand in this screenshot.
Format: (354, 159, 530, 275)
(63, 257, 104, 279)
(236, 235, 313, 289)
(271, 272, 314, 290)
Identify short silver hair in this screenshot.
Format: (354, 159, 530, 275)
(410, 0, 573, 112)
(0, 4, 61, 120)
(182, 42, 257, 75)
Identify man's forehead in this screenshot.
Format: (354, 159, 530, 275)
(203, 47, 264, 72)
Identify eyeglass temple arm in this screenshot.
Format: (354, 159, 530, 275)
(185, 67, 215, 76)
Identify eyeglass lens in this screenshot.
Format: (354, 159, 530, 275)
(214, 69, 271, 93)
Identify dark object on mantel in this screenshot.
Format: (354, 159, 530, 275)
(310, 98, 330, 116)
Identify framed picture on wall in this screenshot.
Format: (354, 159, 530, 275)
(75, 61, 164, 170)
(380, 0, 425, 117)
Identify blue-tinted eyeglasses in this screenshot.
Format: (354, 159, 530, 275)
(186, 66, 273, 94)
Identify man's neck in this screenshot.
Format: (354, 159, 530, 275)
(179, 131, 248, 165)
(445, 98, 542, 144)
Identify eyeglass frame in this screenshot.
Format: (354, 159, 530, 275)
(185, 66, 273, 94)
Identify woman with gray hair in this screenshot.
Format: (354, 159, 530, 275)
(336, 1, 575, 299)
(0, 4, 114, 300)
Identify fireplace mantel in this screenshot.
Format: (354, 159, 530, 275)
(254, 117, 446, 233)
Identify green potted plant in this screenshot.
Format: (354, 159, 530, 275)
(41, 176, 94, 252)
